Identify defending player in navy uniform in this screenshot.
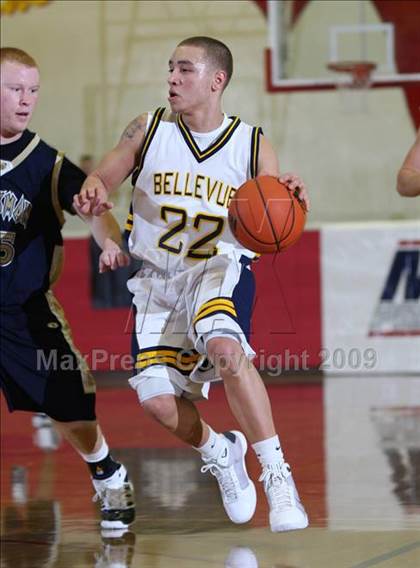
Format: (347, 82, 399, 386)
(77, 37, 310, 532)
(0, 47, 135, 531)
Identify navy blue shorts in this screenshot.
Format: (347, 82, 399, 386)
(0, 292, 96, 422)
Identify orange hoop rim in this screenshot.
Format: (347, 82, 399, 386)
(327, 60, 377, 86)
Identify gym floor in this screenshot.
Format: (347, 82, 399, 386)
(1, 373, 419, 568)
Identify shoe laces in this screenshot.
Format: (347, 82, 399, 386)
(93, 483, 133, 510)
(201, 462, 238, 503)
(259, 464, 293, 510)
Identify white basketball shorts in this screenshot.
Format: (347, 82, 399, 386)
(127, 253, 256, 403)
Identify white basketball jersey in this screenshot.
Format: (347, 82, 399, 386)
(126, 108, 262, 272)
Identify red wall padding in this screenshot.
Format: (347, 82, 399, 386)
(252, 231, 322, 369)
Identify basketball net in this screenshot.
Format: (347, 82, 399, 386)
(327, 61, 376, 113)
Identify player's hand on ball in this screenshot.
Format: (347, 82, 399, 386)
(99, 239, 130, 273)
(279, 173, 310, 211)
(74, 184, 114, 216)
(229, 176, 306, 253)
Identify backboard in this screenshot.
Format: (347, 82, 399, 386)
(266, 0, 420, 92)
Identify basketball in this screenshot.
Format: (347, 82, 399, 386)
(228, 176, 307, 254)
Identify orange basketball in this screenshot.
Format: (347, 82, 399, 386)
(228, 176, 307, 253)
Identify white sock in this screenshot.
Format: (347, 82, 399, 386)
(194, 426, 225, 461)
(79, 438, 109, 463)
(252, 435, 284, 468)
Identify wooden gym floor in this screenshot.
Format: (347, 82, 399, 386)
(1, 374, 419, 568)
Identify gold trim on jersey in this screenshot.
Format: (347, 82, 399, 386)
(45, 290, 96, 393)
(136, 346, 201, 376)
(51, 152, 65, 226)
(177, 114, 241, 163)
(132, 107, 166, 186)
(193, 297, 237, 326)
(125, 209, 134, 232)
(49, 244, 64, 287)
(250, 126, 263, 178)
(0, 134, 41, 176)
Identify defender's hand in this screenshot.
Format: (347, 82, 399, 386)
(99, 239, 130, 273)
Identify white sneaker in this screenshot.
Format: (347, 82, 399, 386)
(260, 462, 308, 532)
(92, 465, 136, 529)
(201, 431, 256, 524)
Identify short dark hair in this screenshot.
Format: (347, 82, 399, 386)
(0, 47, 38, 68)
(178, 36, 233, 89)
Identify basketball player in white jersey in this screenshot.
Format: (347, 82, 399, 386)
(76, 37, 309, 532)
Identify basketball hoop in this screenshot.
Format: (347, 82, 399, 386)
(327, 60, 376, 89)
(327, 61, 376, 112)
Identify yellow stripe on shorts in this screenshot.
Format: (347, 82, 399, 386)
(136, 349, 200, 370)
(195, 298, 236, 317)
(193, 298, 237, 325)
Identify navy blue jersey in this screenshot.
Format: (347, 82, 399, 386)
(0, 130, 85, 306)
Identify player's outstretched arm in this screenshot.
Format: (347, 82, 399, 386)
(77, 209, 130, 273)
(397, 129, 420, 197)
(257, 135, 310, 211)
(74, 113, 148, 215)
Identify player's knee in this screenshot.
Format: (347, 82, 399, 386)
(206, 337, 244, 377)
(142, 395, 178, 429)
